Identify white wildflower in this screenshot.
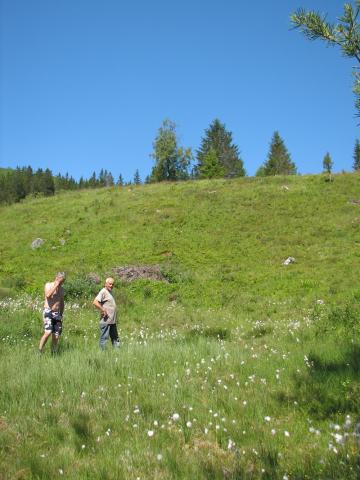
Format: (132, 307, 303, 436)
(227, 439, 235, 450)
(333, 433, 344, 445)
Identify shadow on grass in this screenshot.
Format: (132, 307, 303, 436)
(278, 344, 360, 419)
(307, 344, 360, 375)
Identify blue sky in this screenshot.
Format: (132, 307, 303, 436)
(0, 0, 357, 182)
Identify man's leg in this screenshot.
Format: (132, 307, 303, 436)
(51, 320, 62, 354)
(39, 317, 52, 353)
(51, 333, 59, 354)
(109, 324, 120, 348)
(99, 324, 110, 350)
(39, 331, 51, 352)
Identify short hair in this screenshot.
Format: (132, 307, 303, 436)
(56, 272, 66, 280)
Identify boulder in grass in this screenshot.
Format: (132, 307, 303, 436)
(59, 238, 66, 246)
(283, 256, 295, 266)
(31, 238, 44, 249)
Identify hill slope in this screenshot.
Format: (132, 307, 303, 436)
(1, 173, 359, 309)
(1, 174, 360, 479)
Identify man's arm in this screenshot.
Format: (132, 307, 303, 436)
(93, 297, 108, 317)
(45, 279, 61, 299)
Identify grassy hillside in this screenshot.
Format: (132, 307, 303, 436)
(1, 173, 360, 306)
(1, 174, 360, 479)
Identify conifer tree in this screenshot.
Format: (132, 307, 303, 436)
(12, 167, 26, 201)
(43, 168, 55, 195)
(105, 171, 114, 186)
(353, 139, 360, 171)
(23, 166, 33, 195)
(89, 171, 97, 188)
(198, 148, 225, 179)
(196, 119, 245, 178)
(257, 131, 296, 176)
(117, 174, 124, 186)
(99, 169, 106, 187)
(32, 169, 44, 194)
(133, 169, 141, 185)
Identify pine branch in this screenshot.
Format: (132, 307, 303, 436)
(291, 9, 338, 45)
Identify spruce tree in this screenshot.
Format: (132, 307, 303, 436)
(198, 148, 225, 179)
(42, 169, 55, 195)
(133, 169, 141, 185)
(258, 131, 296, 176)
(105, 171, 114, 186)
(196, 119, 245, 178)
(23, 166, 33, 195)
(99, 169, 106, 187)
(117, 174, 124, 186)
(89, 171, 97, 188)
(353, 139, 360, 171)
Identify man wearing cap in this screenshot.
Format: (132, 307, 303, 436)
(93, 277, 120, 350)
(39, 272, 66, 354)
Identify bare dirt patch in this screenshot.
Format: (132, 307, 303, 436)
(112, 265, 168, 282)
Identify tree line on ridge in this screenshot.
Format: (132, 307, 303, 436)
(1, 118, 360, 205)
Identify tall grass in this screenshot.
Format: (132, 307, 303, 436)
(1, 174, 360, 477)
(0, 299, 359, 479)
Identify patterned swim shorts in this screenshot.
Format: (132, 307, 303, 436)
(43, 309, 63, 337)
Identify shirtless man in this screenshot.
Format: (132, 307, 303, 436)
(38, 272, 66, 354)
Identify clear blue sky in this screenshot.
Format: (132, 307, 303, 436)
(0, 0, 357, 182)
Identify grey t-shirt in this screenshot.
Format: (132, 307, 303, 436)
(95, 288, 117, 325)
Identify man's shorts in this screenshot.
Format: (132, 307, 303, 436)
(43, 309, 63, 337)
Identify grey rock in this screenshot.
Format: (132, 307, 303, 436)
(283, 257, 295, 266)
(31, 238, 44, 249)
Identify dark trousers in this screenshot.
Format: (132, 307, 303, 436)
(99, 323, 120, 350)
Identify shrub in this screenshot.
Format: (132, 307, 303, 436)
(63, 275, 99, 299)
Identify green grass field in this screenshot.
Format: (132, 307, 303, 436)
(0, 174, 360, 478)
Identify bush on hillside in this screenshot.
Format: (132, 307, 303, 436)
(63, 275, 99, 299)
(314, 300, 360, 340)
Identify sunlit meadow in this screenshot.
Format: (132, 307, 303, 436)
(1, 174, 360, 478)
